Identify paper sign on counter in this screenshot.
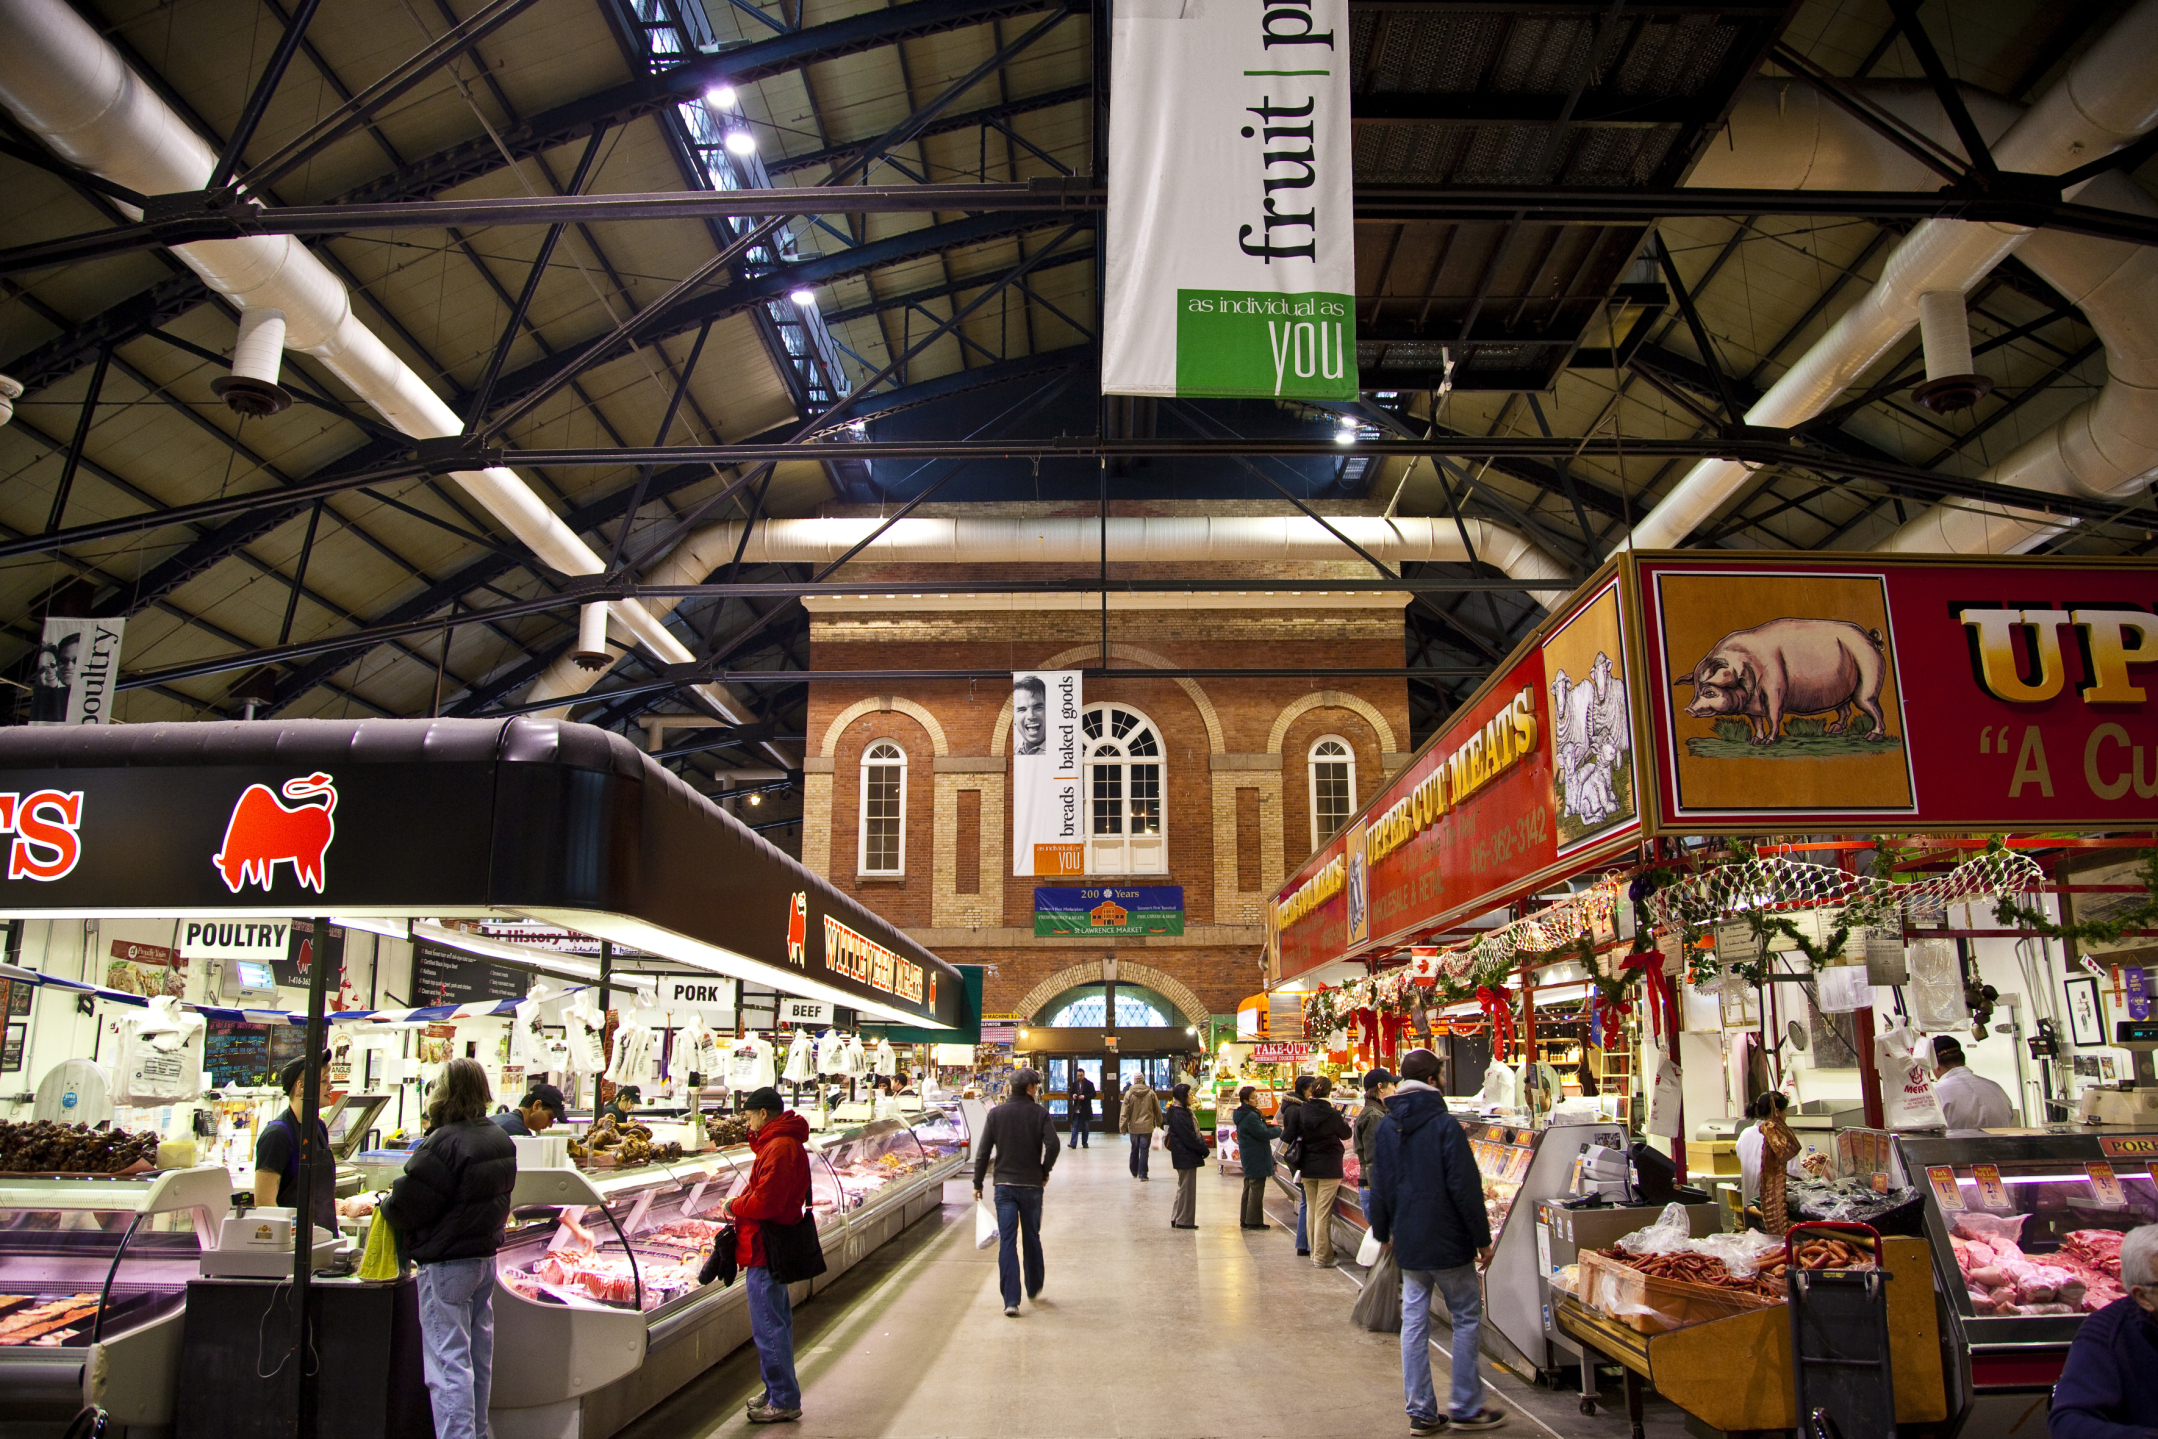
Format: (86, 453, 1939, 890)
(2085, 1161, 2127, 1208)
(1926, 1165, 1966, 1211)
(1971, 1162, 2009, 1210)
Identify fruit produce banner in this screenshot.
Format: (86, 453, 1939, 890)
(1631, 553, 2158, 831)
(1011, 669, 1083, 876)
(1101, 0, 1356, 399)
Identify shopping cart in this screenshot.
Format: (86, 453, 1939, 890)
(1785, 1221, 1893, 1439)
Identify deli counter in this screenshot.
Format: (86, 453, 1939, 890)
(1463, 1118, 1626, 1375)
(493, 1102, 969, 1439)
(1900, 1129, 2157, 1435)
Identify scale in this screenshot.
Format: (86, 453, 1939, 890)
(2077, 1019, 2158, 1126)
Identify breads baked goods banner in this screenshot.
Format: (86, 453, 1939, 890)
(1011, 670, 1083, 876)
(1102, 0, 1357, 398)
(1271, 554, 2156, 978)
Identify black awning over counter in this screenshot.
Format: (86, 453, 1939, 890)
(0, 718, 959, 1028)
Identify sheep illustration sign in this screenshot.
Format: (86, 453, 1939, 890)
(1632, 554, 2158, 831)
(1100, 0, 1357, 398)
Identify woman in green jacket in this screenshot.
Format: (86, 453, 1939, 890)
(1232, 1087, 1282, 1230)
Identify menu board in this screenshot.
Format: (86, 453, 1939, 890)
(204, 1018, 273, 1087)
(412, 943, 529, 1007)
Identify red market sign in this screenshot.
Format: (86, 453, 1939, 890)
(1633, 554, 2158, 831)
(1251, 1042, 1320, 1062)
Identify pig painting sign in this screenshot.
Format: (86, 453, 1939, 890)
(1633, 553, 2158, 832)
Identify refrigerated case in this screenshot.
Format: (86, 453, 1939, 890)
(0, 1166, 230, 1426)
(1463, 1118, 1626, 1375)
(492, 1102, 971, 1439)
(1899, 1129, 2158, 1436)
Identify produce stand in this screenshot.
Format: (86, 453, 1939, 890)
(1554, 1236, 1947, 1439)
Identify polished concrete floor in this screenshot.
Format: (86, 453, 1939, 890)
(618, 1141, 1698, 1439)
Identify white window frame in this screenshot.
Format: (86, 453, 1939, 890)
(1081, 703, 1168, 876)
(1308, 734, 1357, 851)
(858, 739, 908, 876)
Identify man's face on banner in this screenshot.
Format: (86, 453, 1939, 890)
(1013, 681, 1046, 753)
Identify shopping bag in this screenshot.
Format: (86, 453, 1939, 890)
(1355, 1225, 1383, 1268)
(1647, 1050, 1684, 1139)
(1352, 1250, 1403, 1332)
(1876, 1024, 1947, 1129)
(355, 1211, 402, 1282)
(975, 1198, 999, 1250)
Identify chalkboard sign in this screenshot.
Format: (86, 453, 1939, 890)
(411, 943, 529, 1008)
(204, 1018, 272, 1087)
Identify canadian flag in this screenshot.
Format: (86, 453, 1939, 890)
(1409, 946, 1440, 986)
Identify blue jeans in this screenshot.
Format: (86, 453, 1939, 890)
(746, 1265, 801, 1411)
(994, 1183, 1045, 1307)
(1402, 1263, 1487, 1423)
(416, 1257, 496, 1439)
(1128, 1132, 1150, 1178)
(1069, 1112, 1090, 1147)
(1295, 1184, 1308, 1250)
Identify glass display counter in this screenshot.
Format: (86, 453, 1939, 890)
(1461, 1118, 1626, 1377)
(491, 1103, 970, 1439)
(0, 1166, 230, 1425)
(1898, 1128, 2158, 1435)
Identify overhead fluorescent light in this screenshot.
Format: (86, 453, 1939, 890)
(724, 130, 757, 156)
(330, 915, 410, 941)
(516, 909, 950, 1028)
(705, 85, 737, 108)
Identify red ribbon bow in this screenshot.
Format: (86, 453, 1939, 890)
(1618, 948, 1672, 1037)
(1475, 985, 1516, 1061)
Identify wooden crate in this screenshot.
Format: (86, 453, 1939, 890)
(1576, 1248, 1779, 1334)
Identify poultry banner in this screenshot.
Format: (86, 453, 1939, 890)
(1630, 552, 2157, 832)
(1101, 0, 1357, 398)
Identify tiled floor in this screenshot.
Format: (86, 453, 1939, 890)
(619, 1142, 1700, 1439)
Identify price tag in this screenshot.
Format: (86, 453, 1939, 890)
(1971, 1162, 2010, 1210)
(1926, 1164, 1966, 1211)
(2085, 1161, 2127, 1208)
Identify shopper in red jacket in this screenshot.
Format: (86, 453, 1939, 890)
(719, 1087, 811, 1424)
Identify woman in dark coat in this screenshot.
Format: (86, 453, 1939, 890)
(1163, 1083, 1208, 1229)
(1294, 1076, 1354, 1267)
(1232, 1086, 1281, 1230)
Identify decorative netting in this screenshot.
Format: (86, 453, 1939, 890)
(1647, 848, 2046, 937)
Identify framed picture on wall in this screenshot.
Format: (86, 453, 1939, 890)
(2063, 974, 2108, 1048)
(1, 1023, 24, 1073)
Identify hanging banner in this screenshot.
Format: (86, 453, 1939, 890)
(1011, 670, 1083, 876)
(1101, 0, 1357, 398)
(1034, 886, 1185, 937)
(29, 617, 124, 726)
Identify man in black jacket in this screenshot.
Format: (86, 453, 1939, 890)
(1369, 1048, 1504, 1434)
(1069, 1070, 1097, 1149)
(972, 1069, 1060, 1317)
(1294, 1076, 1354, 1268)
(381, 1059, 519, 1439)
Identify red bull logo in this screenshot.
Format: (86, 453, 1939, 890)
(786, 892, 807, 966)
(214, 773, 338, 894)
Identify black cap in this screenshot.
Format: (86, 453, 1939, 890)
(742, 1086, 785, 1114)
(522, 1083, 566, 1117)
(278, 1051, 331, 1095)
(1362, 1067, 1398, 1092)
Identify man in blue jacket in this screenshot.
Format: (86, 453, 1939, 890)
(2050, 1223, 2158, 1439)
(1368, 1047, 1505, 1435)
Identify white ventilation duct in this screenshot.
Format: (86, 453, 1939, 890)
(0, 373, 20, 427)
(212, 305, 291, 417)
(1911, 291, 1990, 413)
(0, 0, 786, 761)
(517, 513, 1573, 704)
(1629, 0, 2158, 553)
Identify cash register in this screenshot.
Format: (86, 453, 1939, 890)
(2077, 1019, 2158, 1126)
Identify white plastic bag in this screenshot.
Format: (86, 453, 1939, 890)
(1817, 964, 1873, 1015)
(1907, 938, 1967, 1029)
(1647, 1051, 1684, 1139)
(975, 1198, 999, 1250)
(1614, 1202, 1694, 1257)
(1356, 1226, 1383, 1267)
(1876, 1023, 1947, 1129)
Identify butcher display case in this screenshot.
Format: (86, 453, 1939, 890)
(0, 1166, 231, 1426)
(1899, 1130, 2158, 1435)
(491, 1101, 970, 1439)
(1462, 1118, 1627, 1376)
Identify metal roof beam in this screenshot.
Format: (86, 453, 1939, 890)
(766, 83, 1090, 175)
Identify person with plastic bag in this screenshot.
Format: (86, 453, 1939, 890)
(2049, 1223, 2158, 1439)
(378, 1059, 518, 1439)
(973, 1067, 1060, 1317)
(714, 1086, 813, 1424)
(1232, 1087, 1280, 1229)
(1369, 1048, 1505, 1435)
(1164, 1083, 1208, 1228)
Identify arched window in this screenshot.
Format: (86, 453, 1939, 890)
(1047, 991, 1170, 1028)
(858, 740, 906, 875)
(1081, 704, 1166, 874)
(1309, 734, 1356, 850)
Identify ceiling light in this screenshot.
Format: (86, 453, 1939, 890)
(1335, 426, 1357, 445)
(747, 793, 762, 806)
(706, 85, 737, 109)
(789, 288, 816, 306)
(724, 130, 757, 156)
